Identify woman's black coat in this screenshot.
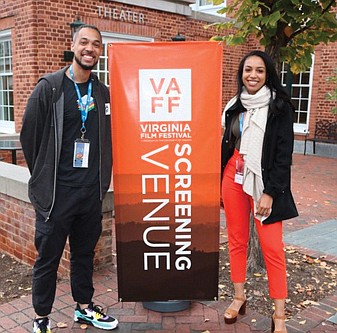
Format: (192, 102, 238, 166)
(221, 99, 298, 224)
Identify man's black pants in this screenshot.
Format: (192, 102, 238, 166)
(32, 184, 102, 316)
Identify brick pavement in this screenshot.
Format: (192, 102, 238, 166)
(0, 152, 336, 333)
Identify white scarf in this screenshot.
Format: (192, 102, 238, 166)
(240, 85, 271, 222)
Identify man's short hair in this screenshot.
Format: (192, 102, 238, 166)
(73, 24, 102, 43)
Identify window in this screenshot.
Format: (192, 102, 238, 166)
(0, 30, 14, 134)
(196, 0, 224, 7)
(280, 61, 314, 134)
(199, 0, 214, 5)
(93, 32, 153, 86)
(190, 0, 226, 16)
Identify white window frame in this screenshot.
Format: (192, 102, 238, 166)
(280, 57, 314, 135)
(0, 30, 14, 134)
(190, 0, 226, 16)
(93, 32, 153, 86)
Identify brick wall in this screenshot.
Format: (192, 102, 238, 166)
(0, 193, 39, 267)
(312, 43, 337, 122)
(0, 0, 336, 135)
(0, 195, 115, 277)
(2, 0, 225, 134)
(1, 0, 337, 271)
(0, 162, 115, 277)
(0, 150, 25, 165)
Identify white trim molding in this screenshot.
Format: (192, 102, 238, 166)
(112, 0, 193, 16)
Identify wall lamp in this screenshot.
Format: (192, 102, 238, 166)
(171, 32, 186, 42)
(63, 17, 85, 62)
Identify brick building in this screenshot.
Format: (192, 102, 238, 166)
(1, 0, 336, 144)
(0, 0, 336, 274)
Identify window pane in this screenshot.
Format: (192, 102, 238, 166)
(4, 41, 11, 56)
(299, 112, 307, 124)
(301, 72, 310, 84)
(301, 87, 309, 98)
(5, 58, 11, 72)
(8, 91, 13, 106)
(292, 99, 299, 110)
(3, 76, 8, 90)
(0, 35, 14, 127)
(98, 72, 104, 83)
(292, 87, 300, 98)
(301, 99, 308, 110)
(3, 90, 8, 104)
(292, 74, 300, 85)
(200, 0, 213, 5)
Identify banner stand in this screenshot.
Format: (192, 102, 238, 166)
(109, 41, 223, 302)
(142, 301, 190, 313)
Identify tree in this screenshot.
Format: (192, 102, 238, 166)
(211, 0, 337, 74)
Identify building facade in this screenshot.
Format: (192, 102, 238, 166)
(0, 0, 336, 145)
(0, 0, 336, 275)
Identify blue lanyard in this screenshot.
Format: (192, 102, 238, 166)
(69, 65, 92, 138)
(239, 112, 244, 135)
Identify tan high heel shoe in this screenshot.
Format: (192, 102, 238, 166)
(271, 313, 287, 333)
(224, 296, 247, 324)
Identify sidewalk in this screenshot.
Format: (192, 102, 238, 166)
(0, 153, 336, 333)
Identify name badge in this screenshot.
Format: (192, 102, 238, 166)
(73, 138, 90, 168)
(234, 156, 244, 184)
(105, 103, 111, 115)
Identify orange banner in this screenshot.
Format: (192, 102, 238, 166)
(108, 41, 223, 301)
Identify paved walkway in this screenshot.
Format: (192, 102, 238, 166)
(0, 153, 337, 333)
(284, 219, 337, 257)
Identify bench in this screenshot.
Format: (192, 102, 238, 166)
(304, 120, 337, 155)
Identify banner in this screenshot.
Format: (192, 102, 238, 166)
(108, 41, 223, 302)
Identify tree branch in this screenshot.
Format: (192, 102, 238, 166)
(289, 0, 335, 40)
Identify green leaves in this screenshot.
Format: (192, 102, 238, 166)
(267, 11, 282, 26)
(209, 0, 337, 74)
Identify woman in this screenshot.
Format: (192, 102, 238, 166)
(221, 50, 298, 333)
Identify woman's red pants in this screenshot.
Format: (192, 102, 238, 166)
(222, 149, 288, 299)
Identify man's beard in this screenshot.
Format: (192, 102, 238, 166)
(74, 54, 98, 71)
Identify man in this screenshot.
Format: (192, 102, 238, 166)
(20, 25, 118, 332)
